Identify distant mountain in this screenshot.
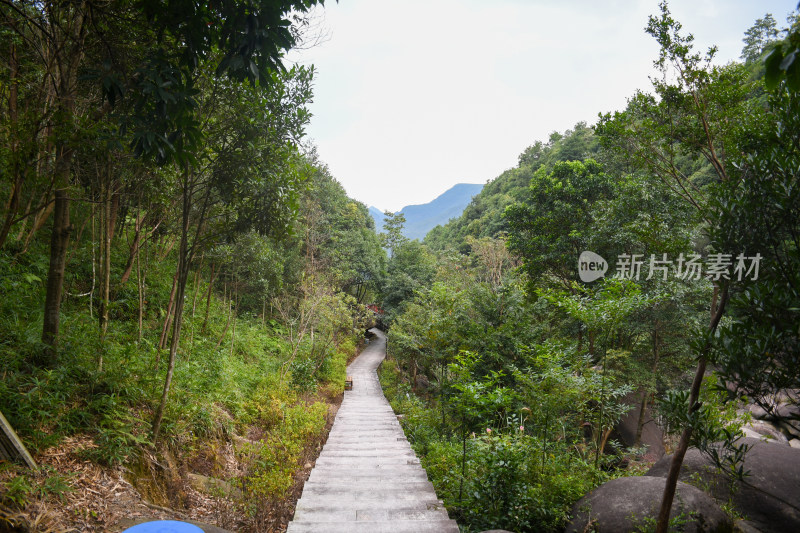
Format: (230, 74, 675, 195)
(370, 183, 484, 241)
(368, 206, 385, 230)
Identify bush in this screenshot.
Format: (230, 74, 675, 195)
(242, 400, 326, 505)
(289, 357, 318, 393)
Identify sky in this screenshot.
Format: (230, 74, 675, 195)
(287, 0, 798, 212)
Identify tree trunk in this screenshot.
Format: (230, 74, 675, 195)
(23, 192, 55, 253)
(137, 229, 145, 343)
(191, 253, 203, 317)
(229, 290, 238, 358)
(41, 188, 72, 357)
(119, 216, 143, 285)
(152, 171, 192, 441)
(635, 324, 661, 447)
(120, 212, 164, 286)
(39, 0, 88, 354)
(634, 391, 649, 448)
(655, 286, 729, 533)
(158, 272, 178, 351)
(216, 292, 232, 349)
(0, 43, 22, 250)
(98, 168, 112, 371)
(202, 262, 217, 333)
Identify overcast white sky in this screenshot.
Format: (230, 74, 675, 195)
(287, 0, 798, 212)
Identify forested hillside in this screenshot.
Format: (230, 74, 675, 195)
(0, 1, 385, 531)
(2, 2, 800, 533)
(425, 122, 599, 252)
(380, 6, 800, 533)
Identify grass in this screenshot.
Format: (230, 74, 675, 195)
(0, 244, 361, 530)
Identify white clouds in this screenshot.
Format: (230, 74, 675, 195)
(289, 0, 798, 212)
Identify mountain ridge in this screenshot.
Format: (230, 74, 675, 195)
(370, 183, 484, 241)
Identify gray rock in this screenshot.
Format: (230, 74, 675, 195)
(613, 391, 665, 460)
(747, 404, 772, 421)
(778, 419, 800, 439)
(414, 374, 431, 391)
(789, 439, 800, 449)
(775, 402, 800, 420)
(741, 420, 789, 445)
(734, 520, 763, 533)
(646, 438, 800, 533)
(566, 476, 731, 533)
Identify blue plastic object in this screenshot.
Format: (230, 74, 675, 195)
(122, 520, 205, 533)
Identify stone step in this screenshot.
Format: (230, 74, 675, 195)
(288, 329, 457, 532)
(295, 491, 439, 505)
(300, 480, 435, 493)
(287, 519, 460, 533)
(308, 470, 429, 483)
(292, 507, 451, 523)
(317, 451, 418, 459)
(323, 439, 413, 450)
(314, 455, 420, 464)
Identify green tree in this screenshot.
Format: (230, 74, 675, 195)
(741, 13, 779, 63)
(382, 240, 436, 321)
(596, 4, 762, 530)
(505, 159, 614, 289)
(380, 211, 408, 258)
(0, 0, 327, 361)
(711, 82, 800, 424)
(765, 4, 800, 90)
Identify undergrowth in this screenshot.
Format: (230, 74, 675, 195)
(0, 246, 359, 530)
(378, 357, 611, 533)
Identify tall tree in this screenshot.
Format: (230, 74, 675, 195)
(381, 211, 408, 258)
(1, 0, 326, 361)
(741, 13, 778, 63)
(596, 4, 760, 531)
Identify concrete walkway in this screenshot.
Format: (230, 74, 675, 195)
(287, 329, 459, 533)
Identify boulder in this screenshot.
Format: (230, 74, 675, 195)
(415, 374, 431, 391)
(789, 439, 800, 450)
(566, 476, 731, 533)
(740, 420, 789, 445)
(734, 520, 764, 533)
(646, 438, 800, 533)
(613, 391, 665, 460)
(778, 419, 800, 440)
(747, 404, 773, 421)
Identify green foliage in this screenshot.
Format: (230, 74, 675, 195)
(657, 376, 751, 481)
(741, 13, 779, 63)
(0, 466, 72, 509)
(289, 358, 318, 393)
(764, 7, 800, 90)
(381, 240, 436, 321)
(710, 84, 800, 415)
(241, 400, 327, 504)
(380, 360, 607, 533)
(425, 122, 600, 253)
(380, 211, 409, 258)
(506, 159, 614, 286)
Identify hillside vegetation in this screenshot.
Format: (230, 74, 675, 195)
(379, 6, 800, 533)
(0, 1, 385, 530)
(1, 2, 799, 533)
